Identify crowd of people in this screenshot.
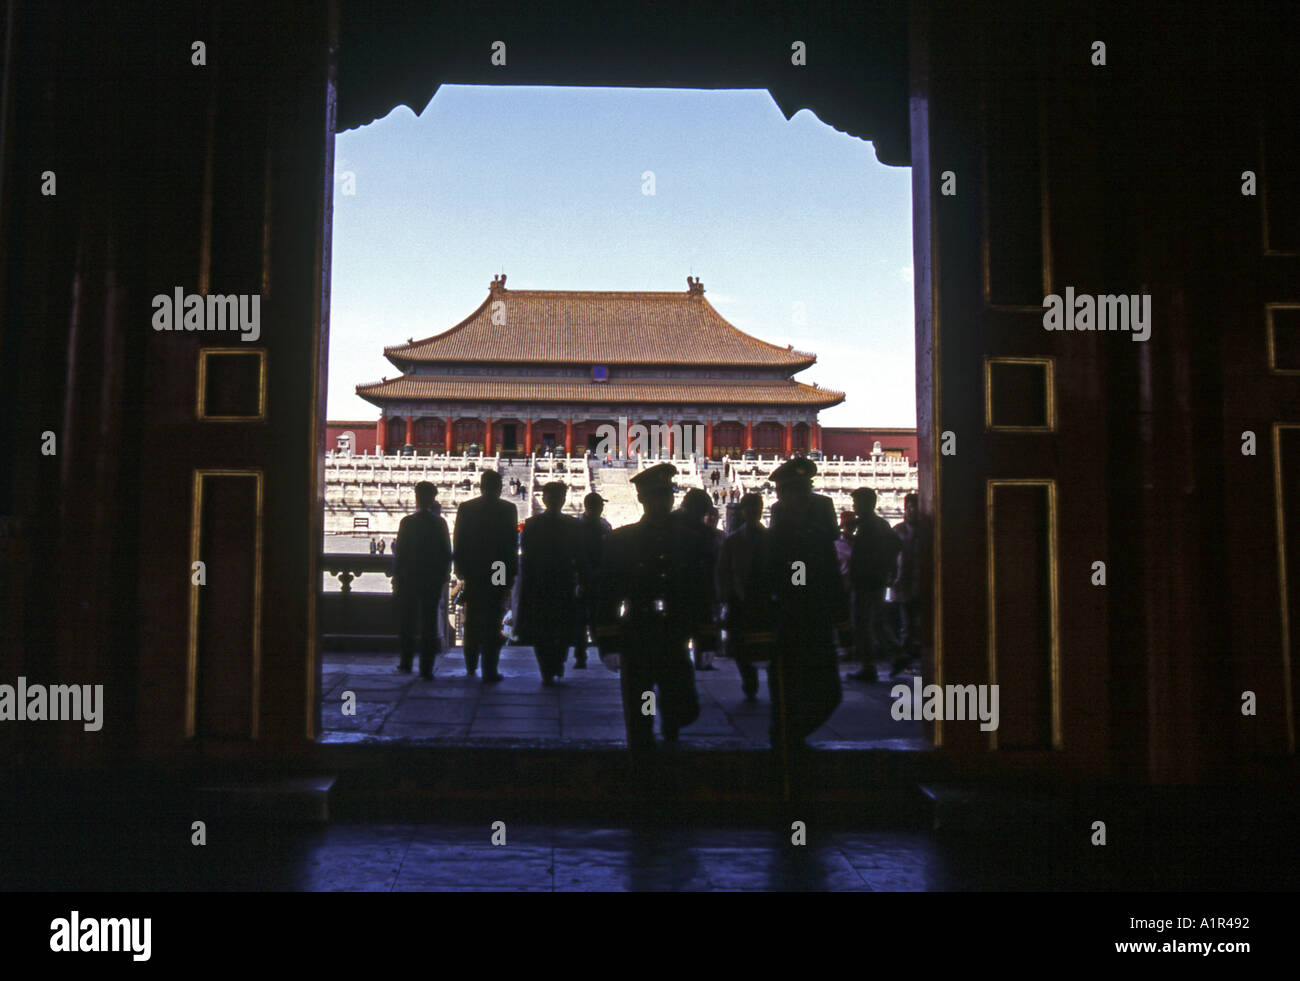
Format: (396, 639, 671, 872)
(389, 461, 921, 754)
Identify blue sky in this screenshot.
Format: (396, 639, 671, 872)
(328, 85, 914, 427)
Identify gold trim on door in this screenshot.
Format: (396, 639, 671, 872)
(1265, 304, 1300, 375)
(196, 347, 268, 421)
(1260, 126, 1300, 258)
(979, 79, 1053, 310)
(985, 478, 1061, 750)
(186, 468, 265, 740)
(1272, 424, 1298, 754)
(984, 356, 1056, 432)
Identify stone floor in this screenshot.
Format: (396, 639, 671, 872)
(321, 648, 926, 748)
(7, 810, 1292, 891)
(278, 822, 955, 891)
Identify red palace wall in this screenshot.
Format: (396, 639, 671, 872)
(325, 421, 378, 455)
(820, 427, 918, 462)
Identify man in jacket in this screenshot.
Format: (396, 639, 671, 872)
(846, 486, 901, 683)
(765, 458, 848, 754)
(517, 481, 582, 685)
(716, 492, 773, 700)
(888, 492, 921, 677)
(453, 470, 518, 682)
(573, 491, 611, 669)
(393, 481, 453, 679)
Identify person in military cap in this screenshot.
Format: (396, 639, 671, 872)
(573, 491, 612, 669)
(593, 463, 703, 751)
(517, 481, 582, 685)
(675, 488, 721, 670)
(764, 456, 848, 757)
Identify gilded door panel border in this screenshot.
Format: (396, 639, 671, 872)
(1265, 304, 1300, 375)
(985, 478, 1060, 750)
(983, 356, 1056, 431)
(1272, 424, 1298, 753)
(196, 347, 268, 421)
(187, 468, 264, 740)
(979, 75, 1052, 311)
(1260, 124, 1300, 258)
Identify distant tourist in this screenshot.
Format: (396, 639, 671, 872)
(716, 492, 773, 700)
(676, 488, 720, 670)
(887, 493, 921, 677)
(846, 487, 900, 684)
(573, 492, 611, 669)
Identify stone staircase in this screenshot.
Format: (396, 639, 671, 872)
(591, 466, 642, 528)
(496, 460, 536, 517)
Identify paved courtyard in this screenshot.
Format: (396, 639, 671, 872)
(321, 648, 926, 748)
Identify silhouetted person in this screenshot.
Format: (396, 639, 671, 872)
(716, 492, 774, 700)
(517, 481, 582, 685)
(677, 488, 721, 669)
(888, 492, 921, 676)
(393, 481, 452, 679)
(453, 469, 517, 682)
(846, 486, 900, 683)
(765, 458, 847, 755)
(593, 463, 704, 750)
(573, 491, 611, 669)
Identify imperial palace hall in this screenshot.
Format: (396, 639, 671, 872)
(355, 274, 844, 459)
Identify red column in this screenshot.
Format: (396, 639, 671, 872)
(404, 415, 414, 447)
(785, 420, 793, 456)
(525, 418, 534, 455)
(445, 416, 453, 454)
(484, 417, 493, 455)
(812, 420, 821, 451)
(376, 412, 386, 454)
(665, 419, 674, 457)
(744, 420, 754, 451)
(705, 420, 714, 459)
(565, 418, 573, 456)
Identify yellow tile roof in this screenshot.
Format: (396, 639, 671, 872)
(384, 283, 819, 368)
(356, 376, 845, 408)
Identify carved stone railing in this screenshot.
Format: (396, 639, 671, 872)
(319, 552, 397, 652)
(320, 552, 394, 594)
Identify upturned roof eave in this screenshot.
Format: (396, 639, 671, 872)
(379, 288, 820, 369)
(354, 380, 845, 409)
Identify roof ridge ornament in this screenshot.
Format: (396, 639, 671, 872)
(686, 275, 704, 296)
(489, 273, 508, 293)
